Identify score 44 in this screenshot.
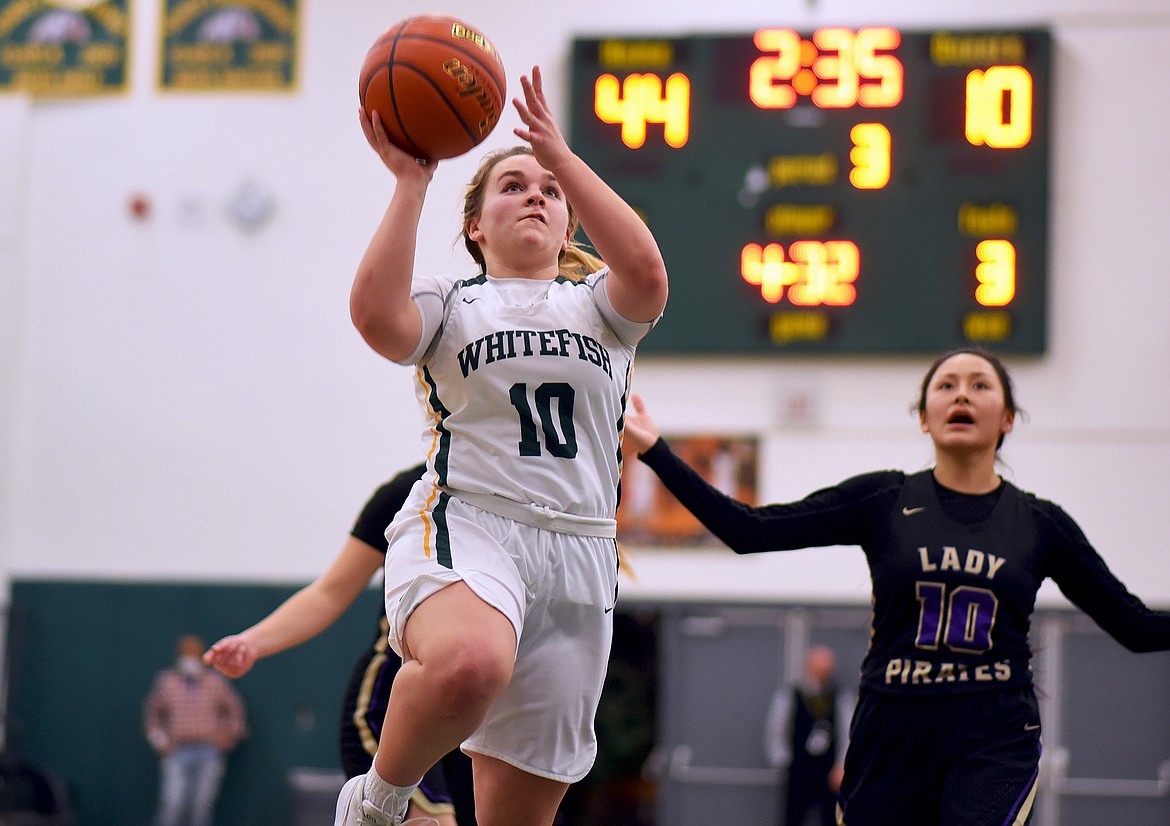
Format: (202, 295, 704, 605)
(594, 72, 690, 149)
(594, 70, 891, 188)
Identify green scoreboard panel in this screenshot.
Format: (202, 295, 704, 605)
(568, 27, 1052, 355)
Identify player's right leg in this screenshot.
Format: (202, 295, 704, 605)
(834, 691, 941, 826)
(379, 581, 517, 782)
(336, 582, 516, 826)
(471, 753, 570, 826)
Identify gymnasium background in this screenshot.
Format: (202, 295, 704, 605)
(2, 1, 1168, 824)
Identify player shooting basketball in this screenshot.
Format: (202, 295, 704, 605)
(335, 64, 668, 826)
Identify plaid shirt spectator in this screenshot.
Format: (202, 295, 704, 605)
(143, 658, 247, 753)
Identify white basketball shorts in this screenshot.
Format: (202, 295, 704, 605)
(383, 481, 620, 783)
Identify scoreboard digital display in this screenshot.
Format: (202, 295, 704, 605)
(568, 28, 1052, 355)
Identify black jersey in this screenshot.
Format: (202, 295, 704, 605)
(340, 462, 426, 769)
(639, 438, 1170, 695)
(350, 463, 427, 549)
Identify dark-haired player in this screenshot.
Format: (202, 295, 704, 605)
(624, 347, 1170, 826)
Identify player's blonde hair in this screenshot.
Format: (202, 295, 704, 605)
(459, 146, 605, 282)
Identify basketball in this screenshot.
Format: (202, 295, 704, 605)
(358, 15, 507, 161)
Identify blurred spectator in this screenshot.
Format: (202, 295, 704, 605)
(143, 634, 247, 826)
(765, 646, 851, 826)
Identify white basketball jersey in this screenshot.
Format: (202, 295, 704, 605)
(406, 269, 650, 519)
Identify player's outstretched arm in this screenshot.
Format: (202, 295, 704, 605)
(624, 393, 663, 456)
(205, 537, 384, 678)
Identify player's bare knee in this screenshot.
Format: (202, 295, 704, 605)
(432, 641, 513, 711)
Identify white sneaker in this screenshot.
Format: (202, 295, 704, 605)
(334, 775, 404, 826)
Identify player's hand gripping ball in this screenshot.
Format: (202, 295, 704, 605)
(358, 15, 506, 162)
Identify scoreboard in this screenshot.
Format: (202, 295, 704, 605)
(568, 28, 1052, 355)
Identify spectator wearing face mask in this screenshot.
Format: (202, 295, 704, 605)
(143, 634, 248, 826)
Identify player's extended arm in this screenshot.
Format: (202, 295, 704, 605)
(205, 537, 384, 678)
(623, 394, 662, 456)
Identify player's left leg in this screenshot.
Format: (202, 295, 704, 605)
(459, 529, 617, 825)
(939, 688, 1042, 826)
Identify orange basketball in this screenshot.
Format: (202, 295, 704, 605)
(358, 15, 506, 161)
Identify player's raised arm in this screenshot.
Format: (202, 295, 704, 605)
(349, 109, 434, 363)
(513, 66, 668, 323)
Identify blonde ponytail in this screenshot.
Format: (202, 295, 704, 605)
(558, 241, 605, 281)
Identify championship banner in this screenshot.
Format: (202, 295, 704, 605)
(159, 0, 298, 92)
(0, 0, 130, 96)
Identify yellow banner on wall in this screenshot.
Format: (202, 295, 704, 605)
(0, 0, 130, 96)
(159, 0, 298, 92)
